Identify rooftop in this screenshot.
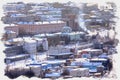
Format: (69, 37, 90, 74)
(49, 52, 73, 56)
(16, 20, 65, 25)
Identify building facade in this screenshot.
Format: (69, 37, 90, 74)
(4, 21, 66, 35)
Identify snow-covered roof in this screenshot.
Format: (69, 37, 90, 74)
(77, 48, 102, 53)
(8, 38, 23, 42)
(90, 58, 107, 61)
(5, 54, 29, 59)
(43, 60, 66, 64)
(24, 38, 36, 43)
(6, 30, 16, 34)
(11, 14, 26, 17)
(49, 52, 73, 56)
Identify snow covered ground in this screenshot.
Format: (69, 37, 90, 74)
(0, 0, 120, 80)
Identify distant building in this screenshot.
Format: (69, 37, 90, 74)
(81, 3, 99, 13)
(62, 7, 79, 31)
(4, 26, 19, 36)
(3, 2, 25, 12)
(4, 45, 23, 57)
(4, 21, 66, 35)
(98, 2, 116, 11)
(65, 14, 79, 31)
(5, 30, 18, 39)
(36, 8, 62, 22)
